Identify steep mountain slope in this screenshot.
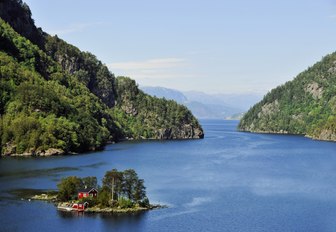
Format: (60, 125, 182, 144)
(115, 79, 203, 139)
(0, 0, 203, 156)
(0, 0, 45, 48)
(239, 53, 336, 141)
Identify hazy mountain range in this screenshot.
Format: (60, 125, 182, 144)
(141, 86, 262, 119)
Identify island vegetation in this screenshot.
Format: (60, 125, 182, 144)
(0, 0, 203, 157)
(32, 169, 162, 213)
(239, 52, 336, 141)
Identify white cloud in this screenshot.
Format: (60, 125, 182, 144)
(48, 22, 103, 36)
(109, 58, 186, 70)
(108, 58, 189, 80)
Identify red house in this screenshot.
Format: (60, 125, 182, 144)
(78, 187, 98, 199)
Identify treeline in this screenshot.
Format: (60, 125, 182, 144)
(57, 169, 149, 208)
(0, 19, 118, 154)
(0, 0, 203, 156)
(239, 52, 336, 141)
(112, 77, 202, 139)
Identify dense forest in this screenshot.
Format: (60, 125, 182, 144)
(239, 52, 336, 141)
(0, 0, 203, 156)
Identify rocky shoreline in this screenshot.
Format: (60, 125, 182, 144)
(2, 140, 200, 158)
(1, 127, 204, 157)
(30, 192, 165, 214)
(3, 148, 66, 157)
(84, 204, 165, 214)
(239, 129, 336, 142)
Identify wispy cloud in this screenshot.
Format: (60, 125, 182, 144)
(108, 58, 190, 80)
(109, 58, 186, 70)
(328, 14, 336, 19)
(48, 22, 103, 36)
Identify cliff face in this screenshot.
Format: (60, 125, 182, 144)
(0, 0, 203, 157)
(0, 0, 45, 48)
(111, 77, 204, 140)
(157, 125, 204, 140)
(239, 53, 336, 142)
(44, 36, 116, 107)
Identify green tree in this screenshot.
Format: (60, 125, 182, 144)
(122, 169, 146, 203)
(97, 186, 111, 207)
(57, 176, 82, 201)
(122, 169, 138, 201)
(134, 178, 146, 203)
(102, 169, 123, 201)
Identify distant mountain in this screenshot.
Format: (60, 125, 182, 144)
(141, 86, 187, 103)
(141, 86, 262, 119)
(183, 91, 262, 111)
(239, 52, 336, 142)
(185, 101, 242, 119)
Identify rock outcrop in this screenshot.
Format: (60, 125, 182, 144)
(113, 77, 204, 140)
(157, 124, 204, 139)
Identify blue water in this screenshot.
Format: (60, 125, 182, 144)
(1, 120, 336, 232)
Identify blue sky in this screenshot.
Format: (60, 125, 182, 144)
(25, 0, 336, 94)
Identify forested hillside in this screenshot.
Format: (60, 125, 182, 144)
(0, 0, 203, 156)
(239, 53, 336, 141)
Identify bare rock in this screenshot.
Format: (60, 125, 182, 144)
(121, 102, 138, 116)
(258, 100, 280, 118)
(305, 82, 323, 99)
(37, 148, 64, 156)
(2, 142, 16, 156)
(315, 129, 336, 141)
(156, 124, 204, 139)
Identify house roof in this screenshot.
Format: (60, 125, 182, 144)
(78, 187, 98, 193)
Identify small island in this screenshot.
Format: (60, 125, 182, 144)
(32, 169, 163, 214)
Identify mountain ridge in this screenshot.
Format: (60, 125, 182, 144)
(141, 86, 262, 119)
(238, 53, 336, 141)
(0, 0, 203, 156)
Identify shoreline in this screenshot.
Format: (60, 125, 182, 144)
(30, 192, 166, 214)
(83, 204, 164, 214)
(1, 136, 204, 157)
(238, 129, 336, 142)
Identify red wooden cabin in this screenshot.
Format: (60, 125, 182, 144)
(78, 187, 98, 199)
